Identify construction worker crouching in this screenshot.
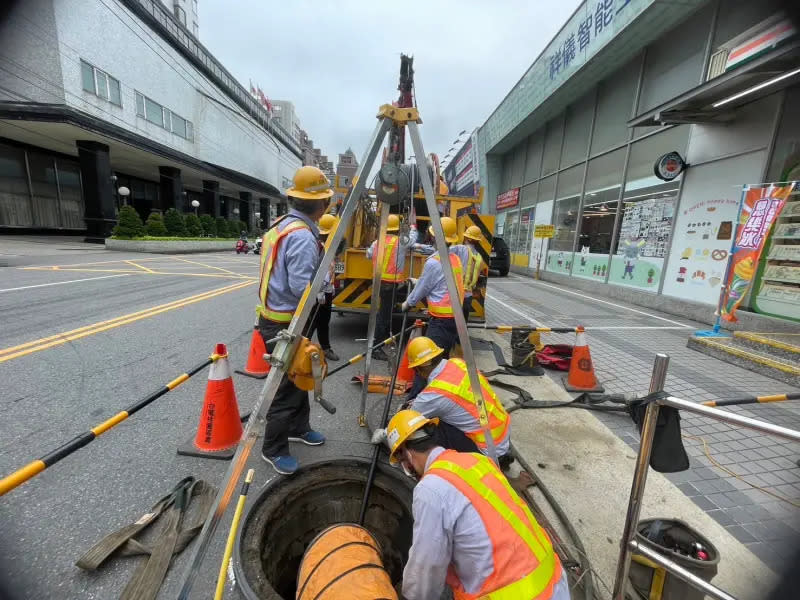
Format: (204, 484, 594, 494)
(401, 216, 464, 398)
(386, 410, 570, 600)
(365, 213, 417, 361)
(403, 336, 514, 469)
(450, 225, 486, 321)
(256, 165, 332, 475)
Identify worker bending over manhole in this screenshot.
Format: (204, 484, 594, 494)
(385, 410, 571, 600)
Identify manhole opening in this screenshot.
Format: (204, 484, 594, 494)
(236, 460, 414, 600)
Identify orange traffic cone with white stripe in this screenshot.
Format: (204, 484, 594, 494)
(236, 326, 270, 379)
(178, 343, 243, 460)
(563, 326, 604, 393)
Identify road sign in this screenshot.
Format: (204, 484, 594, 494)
(534, 224, 555, 238)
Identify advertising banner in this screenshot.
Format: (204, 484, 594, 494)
(534, 224, 555, 238)
(720, 183, 795, 322)
(496, 188, 520, 211)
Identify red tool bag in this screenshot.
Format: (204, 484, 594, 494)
(535, 344, 573, 371)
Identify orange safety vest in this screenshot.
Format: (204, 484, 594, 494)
(426, 450, 562, 600)
(257, 218, 311, 323)
(423, 358, 510, 450)
(371, 234, 405, 283)
(464, 247, 484, 291)
(428, 254, 464, 318)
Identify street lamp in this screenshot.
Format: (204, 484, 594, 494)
(118, 186, 130, 206)
(191, 199, 200, 216)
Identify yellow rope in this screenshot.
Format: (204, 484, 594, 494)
(682, 434, 800, 509)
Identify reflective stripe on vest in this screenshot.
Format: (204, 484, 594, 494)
(423, 358, 509, 449)
(371, 234, 405, 283)
(256, 219, 310, 323)
(465, 248, 484, 291)
(427, 451, 561, 600)
(428, 254, 464, 318)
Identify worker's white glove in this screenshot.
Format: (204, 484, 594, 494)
(400, 301, 410, 312)
(316, 292, 326, 304)
(408, 277, 419, 287)
(371, 428, 388, 446)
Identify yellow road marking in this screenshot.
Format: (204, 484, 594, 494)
(21, 266, 256, 280)
(32, 257, 163, 268)
(172, 257, 244, 277)
(125, 260, 156, 273)
(0, 281, 254, 363)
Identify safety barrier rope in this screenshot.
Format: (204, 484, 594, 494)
(0, 352, 223, 496)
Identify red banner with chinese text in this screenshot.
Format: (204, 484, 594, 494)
(496, 188, 520, 211)
(720, 183, 795, 322)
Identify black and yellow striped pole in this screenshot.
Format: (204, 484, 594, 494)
(0, 352, 223, 496)
(703, 392, 800, 407)
(325, 321, 423, 379)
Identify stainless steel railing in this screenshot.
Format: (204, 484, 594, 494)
(611, 353, 800, 600)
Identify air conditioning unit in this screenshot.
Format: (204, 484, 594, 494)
(706, 49, 729, 81)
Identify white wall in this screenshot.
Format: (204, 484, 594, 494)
(47, 0, 298, 188)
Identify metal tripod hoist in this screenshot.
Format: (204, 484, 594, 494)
(176, 103, 498, 598)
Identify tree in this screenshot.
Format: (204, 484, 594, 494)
(185, 213, 203, 237)
(145, 212, 168, 236)
(112, 205, 145, 239)
(215, 217, 230, 239)
(163, 208, 187, 237)
(200, 214, 216, 237)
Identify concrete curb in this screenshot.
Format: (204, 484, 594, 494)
(105, 238, 237, 254)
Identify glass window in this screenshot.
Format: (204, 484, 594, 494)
(56, 160, 84, 229)
(135, 92, 145, 116)
(500, 152, 513, 191)
(171, 113, 187, 138)
(108, 77, 121, 105)
(541, 114, 564, 175)
(523, 129, 544, 183)
(561, 92, 595, 167)
(766, 85, 800, 181)
(28, 152, 60, 228)
(574, 149, 626, 279)
(551, 164, 583, 255)
(520, 182, 537, 208)
(555, 164, 583, 201)
(591, 57, 639, 155)
(538, 174, 556, 204)
(509, 143, 526, 188)
(81, 60, 94, 93)
(0, 143, 33, 226)
(145, 96, 164, 127)
(95, 70, 108, 100)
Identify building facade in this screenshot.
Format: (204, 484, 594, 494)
(442, 129, 480, 197)
(158, 0, 198, 37)
(272, 100, 302, 144)
(335, 148, 358, 187)
(0, 0, 302, 238)
(478, 0, 800, 322)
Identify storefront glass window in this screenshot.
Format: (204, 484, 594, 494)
(28, 152, 60, 228)
(523, 130, 544, 183)
(766, 85, 800, 181)
(56, 160, 84, 229)
(542, 114, 565, 175)
(506, 208, 521, 260)
(561, 92, 594, 167)
(547, 165, 583, 273)
(573, 148, 626, 280)
(0, 143, 32, 227)
(591, 58, 639, 155)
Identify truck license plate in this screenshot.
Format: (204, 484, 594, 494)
(334, 261, 345, 274)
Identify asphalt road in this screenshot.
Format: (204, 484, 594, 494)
(1, 243, 797, 598)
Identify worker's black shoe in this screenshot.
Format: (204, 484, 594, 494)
(371, 347, 389, 361)
(323, 348, 339, 361)
(498, 454, 515, 471)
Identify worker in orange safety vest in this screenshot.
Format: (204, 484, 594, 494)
(383, 410, 570, 600)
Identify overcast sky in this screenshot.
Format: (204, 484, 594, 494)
(199, 0, 582, 167)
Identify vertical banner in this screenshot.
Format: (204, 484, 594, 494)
(720, 183, 795, 322)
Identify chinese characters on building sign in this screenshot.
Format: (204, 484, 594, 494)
(549, 0, 631, 80)
(496, 188, 520, 211)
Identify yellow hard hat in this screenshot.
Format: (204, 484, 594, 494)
(387, 214, 400, 232)
(286, 166, 333, 200)
(406, 336, 444, 368)
(463, 225, 482, 242)
(318, 213, 338, 235)
(387, 409, 439, 464)
(427, 216, 458, 243)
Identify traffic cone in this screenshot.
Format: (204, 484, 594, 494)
(563, 326, 604, 393)
(235, 327, 270, 379)
(178, 343, 244, 460)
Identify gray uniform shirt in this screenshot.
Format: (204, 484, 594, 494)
(411, 360, 511, 456)
(264, 209, 321, 312)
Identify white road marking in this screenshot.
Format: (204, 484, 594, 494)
(0, 274, 130, 293)
(496, 278, 694, 328)
(486, 294, 543, 326)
